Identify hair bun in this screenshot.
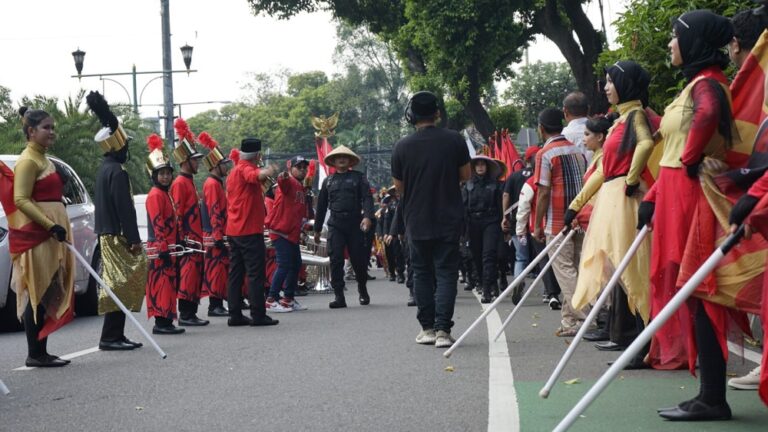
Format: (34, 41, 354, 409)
(18, 106, 28, 117)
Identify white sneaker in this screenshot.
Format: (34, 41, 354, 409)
(435, 330, 455, 348)
(265, 300, 292, 313)
(415, 329, 437, 345)
(728, 365, 761, 390)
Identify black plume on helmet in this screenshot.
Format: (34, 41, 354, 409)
(86, 91, 119, 134)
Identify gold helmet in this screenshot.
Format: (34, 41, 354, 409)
(198, 132, 230, 171)
(86, 91, 130, 153)
(146, 134, 173, 175)
(172, 118, 203, 164)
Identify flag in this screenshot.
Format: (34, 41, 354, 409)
(315, 137, 335, 185)
(501, 129, 522, 174)
(729, 29, 768, 168)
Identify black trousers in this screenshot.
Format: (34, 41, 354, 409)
(178, 299, 198, 319)
(609, 285, 643, 346)
(328, 221, 368, 297)
(209, 297, 224, 310)
(468, 219, 501, 292)
(385, 239, 405, 277)
(100, 311, 126, 342)
(227, 233, 267, 320)
(530, 237, 561, 297)
(695, 303, 727, 405)
(23, 302, 47, 358)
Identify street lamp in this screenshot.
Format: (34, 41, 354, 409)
(72, 48, 85, 79)
(180, 44, 193, 75)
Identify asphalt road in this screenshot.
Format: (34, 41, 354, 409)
(1, 268, 765, 432)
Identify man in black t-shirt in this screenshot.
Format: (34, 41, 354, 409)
(391, 91, 471, 348)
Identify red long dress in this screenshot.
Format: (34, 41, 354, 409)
(202, 175, 228, 300)
(145, 186, 179, 319)
(170, 173, 204, 302)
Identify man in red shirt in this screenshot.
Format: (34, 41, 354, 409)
(226, 138, 279, 327)
(170, 119, 209, 327)
(265, 156, 310, 312)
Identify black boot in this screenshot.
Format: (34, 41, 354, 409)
(358, 284, 370, 306)
(329, 287, 347, 309)
(481, 286, 492, 304)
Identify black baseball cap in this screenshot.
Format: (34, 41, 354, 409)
(288, 155, 309, 168)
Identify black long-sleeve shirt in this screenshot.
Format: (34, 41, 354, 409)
(314, 170, 374, 231)
(94, 155, 141, 244)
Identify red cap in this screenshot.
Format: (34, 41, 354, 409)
(524, 146, 540, 160)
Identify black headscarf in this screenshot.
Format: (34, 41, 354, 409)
(673, 10, 734, 81)
(605, 61, 651, 107)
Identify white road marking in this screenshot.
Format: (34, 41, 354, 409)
(726, 341, 762, 365)
(13, 346, 100, 371)
(474, 291, 520, 432)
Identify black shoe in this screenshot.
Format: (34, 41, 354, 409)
(358, 287, 370, 306)
(548, 296, 562, 310)
(396, 275, 405, 284)
(25, 354, 69, 368)
(99, 340, 137, 351)
(595, 341, 626, 352)
(179, 316, 210, 326)
(227, 315, 253, 326)
(480, 294, 493, 304)
(407, 297, 416, 307)
(658, 399, 731, 421)
(389, 275, 396, 282)
(250, 315, 279, 326)
(583, 329, 610, 342)
(121, 336, 143, 348)
(208, 306, 229, 317)
(511, 285, 523, 305)
(152, 325, 185, 334)
(658, 398, 698, 413)
(329, 297, 347, 309)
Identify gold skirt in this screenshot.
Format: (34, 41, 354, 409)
(98, 234, 147, 314)
(571, 177, 651, 323)
(12, 202, 74, 323)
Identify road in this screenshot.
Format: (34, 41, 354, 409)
(1, 268, 765, 431)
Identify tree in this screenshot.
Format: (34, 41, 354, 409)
(598, 0, 754, 111)
(246, 0, 608, 138)
(504, 61, 577, 127)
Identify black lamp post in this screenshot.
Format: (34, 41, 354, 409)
(72, 48, 86, 79)
(180, 44, 193, 75)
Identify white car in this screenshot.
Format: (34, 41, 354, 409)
(0, 155, 100, 332)
(134, 194, 148, 242)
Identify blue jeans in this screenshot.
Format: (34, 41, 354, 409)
(268, 237, 302, 299)
(409, 238, 459, 332)
(509, 234, 530, 278)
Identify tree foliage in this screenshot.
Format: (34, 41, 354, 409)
(598, 0, 754, 111)
(504, 61, 577, 127)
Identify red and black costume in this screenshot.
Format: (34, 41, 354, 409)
(202, 174, 228, 303)
(145, 184, 179, 322)
(171, 173, 204, 307)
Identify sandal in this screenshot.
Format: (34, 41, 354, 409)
(555, 326, 578, 337)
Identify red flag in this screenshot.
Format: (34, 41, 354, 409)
(502, 129, 522, 173)
(729, 30, 768, 168)
(315, 137, 335, 184)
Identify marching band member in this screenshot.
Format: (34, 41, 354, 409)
(9, 107, 75, 366)
(226, 138, 280, 327)
(145, 134, 184, 335)
(313, 145, 375, 309)
(170, 119, 209, 327)
(87, 91, 147, 350)
(199, 132, 232, 317)
(265, 156, 310, 312)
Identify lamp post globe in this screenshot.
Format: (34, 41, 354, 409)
(180, 44, 193, 75)
(72, 48, 86, 79)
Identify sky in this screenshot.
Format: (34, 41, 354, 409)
(0, 0, 626, 120)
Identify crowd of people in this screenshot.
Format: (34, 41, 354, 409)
(3, 5, 768, 425)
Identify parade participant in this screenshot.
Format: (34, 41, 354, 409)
(516, 146, 562, 307)
(382, 186, 405, 284)
(561, 92, 592, 161)
(144, 134, 184, 335)
(9, 107, 75, 366)
(170, 119, 209, 327)
(392, 91, 471, 347)
(265, 155, 310, 313)
(532, 107, 588, 336)
(462, 155, 503, 303)
(503, 147, 538, 279)
(567, 63, 655, 359)
(387, 202, 415, 306)
(199, 132, 232, 317)
(313, 145, 375, 308)
(87, 91, 147, 350)
(635, 10, 738, 417)
(226, 138, 280, 327)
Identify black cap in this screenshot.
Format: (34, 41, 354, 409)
(288, 155, 309, 168)
(410, 91, 438, 116)
(240, 138, 261, 153)
(538, 108, 565, 130)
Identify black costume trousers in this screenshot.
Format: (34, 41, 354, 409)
(100, 311, 126, 342)
(328, 220, 368, 297)
(23, 302, 47, 358)
(385, 239, 405, 277)
(530, 237, 561, 297)
(468, 218, 501, 291)
(695, 303, 727, 405)
(227, 234, 267, 320)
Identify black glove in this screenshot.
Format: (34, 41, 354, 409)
(158, 251, 172, 267)
(729, 194, 759, 226)
(214, 239, 226, 249)
(637, 201, 655, 230)
(49, 224, 67, 242)
(682, 157, 703, 179)
(625, 182, 640, 197)
(563, 209, 578, 229)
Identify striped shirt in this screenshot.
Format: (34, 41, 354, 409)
(533, 135, 587, 235)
